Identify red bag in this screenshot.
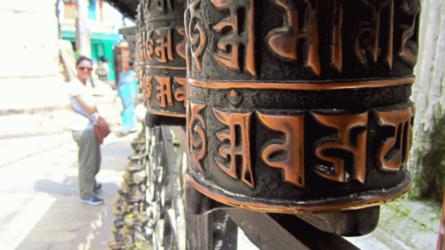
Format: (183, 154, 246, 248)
(93, 116, 110, 144)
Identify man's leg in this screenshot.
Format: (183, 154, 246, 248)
(94, 137, 101, 191)
(78, 129, 100, 200)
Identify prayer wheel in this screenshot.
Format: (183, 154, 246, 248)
(136, 0, 187, 125)
(185, 0, 420, 213)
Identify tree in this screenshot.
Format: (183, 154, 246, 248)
(410, 0, 445, 202)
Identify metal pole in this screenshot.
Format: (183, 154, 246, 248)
(75, 0, 91, 57)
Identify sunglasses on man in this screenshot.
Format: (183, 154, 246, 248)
(78, 66, 93, 71)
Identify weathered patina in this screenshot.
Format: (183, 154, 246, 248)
(136, 0, 187, 125)
(185, 0, 420, 213)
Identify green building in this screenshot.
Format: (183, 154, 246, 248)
(60, 0, 126, 82)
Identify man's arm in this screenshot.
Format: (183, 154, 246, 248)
(74, 94, 97, 115)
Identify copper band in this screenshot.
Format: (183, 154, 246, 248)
(189, 77, 415, 91)
(147, 109, 186, 118)
(186, 174, 410, 213)
(146, 65, 187, 70)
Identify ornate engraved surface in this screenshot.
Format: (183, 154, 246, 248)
(257, 113, 305, 188)
(185, 0, 420, 212)
(211, 0, 256, 76)
(353, 0, 394, 67)
(374, 106, 414, 171)
(267, 0, 320, 75)
(398, 0, 420, 66)
(187, 103, 207, 171)
(137, 0, 187, 119)
(141, 74, 153, 104)
(155, 77, 174, 108)
(213, 109, 254, 188)
(312, 112, 368, 183)
(185, 0, 207, 72)
(174, 78, 186, 103)
(143, 76, 186, 117)
(184, 0, 420, 81)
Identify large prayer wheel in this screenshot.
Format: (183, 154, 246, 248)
(136, 0, 187, 124)
(185, 0, 420, 213)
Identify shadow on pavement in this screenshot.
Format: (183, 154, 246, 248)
(34, 176, 120, 198)
(15, 194, 114, 250)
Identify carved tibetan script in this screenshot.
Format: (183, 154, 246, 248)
(188, 103, 207, 171)
(185, 0, 207, 72)
(141, 75, 152, 104)
(263, 0, 419, 73)
(175, 27, 187, 61)
(154, 29, 174, 63)
(155, 77, 174, 108)
(151, 77, 185, 108)
(375, 107, 413, 171)
(201, 108, 412, 189)
(174, 78, 186, 103)
(258, 113, 305, 188)
(213, 109, 254, 188)
(398, 0, 420, 66)
(267, 0, 321, 75)
(331, 0, 344, 72)
(142, 28, 175, 64)
(354, 0, 394, 68)
(312, 112, 368, 183)
(211, 0, 256, 76)
(140, 27, 187, 65)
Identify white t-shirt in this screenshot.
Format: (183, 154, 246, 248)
(67, 79, 97, 131)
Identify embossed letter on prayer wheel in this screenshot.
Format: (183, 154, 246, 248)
(136, 0, 186, 123)
(185, 0, 420, 213)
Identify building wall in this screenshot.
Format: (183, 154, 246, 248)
(0, 1, 59, 78)
(0, 1, 66, 113)
(60, 0, 127, 82)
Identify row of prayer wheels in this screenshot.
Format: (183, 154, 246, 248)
(136, 0, 420, 216)
(110, 133, 151, 249)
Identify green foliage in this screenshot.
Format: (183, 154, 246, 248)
(125, 241, 152, 250)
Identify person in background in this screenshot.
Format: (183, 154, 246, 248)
(117, 61, 138, 135)
(67, 56, 104, 206)
(96, 56, 109, 83)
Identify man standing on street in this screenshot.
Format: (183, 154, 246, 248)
(67, 56, 104, 206)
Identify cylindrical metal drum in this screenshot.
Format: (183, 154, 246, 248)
(136, 0, 187, 124)
(185, 0, 420, 213)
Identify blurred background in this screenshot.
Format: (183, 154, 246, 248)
(0, 1, 140, 249)
(0, 0, 444, 249)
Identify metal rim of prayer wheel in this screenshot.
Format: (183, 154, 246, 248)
(184, 0, 420, 213)
(136, 0, 187, 124)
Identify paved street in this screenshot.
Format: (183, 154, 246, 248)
(0, 129, 438, 250)
(0, 131, 136, 250)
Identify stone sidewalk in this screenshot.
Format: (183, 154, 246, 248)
(346, 198, 440, 250)
(236, 198, 440, 250)
(0, 131, 136, 250)
(0, 130, 440, 250)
